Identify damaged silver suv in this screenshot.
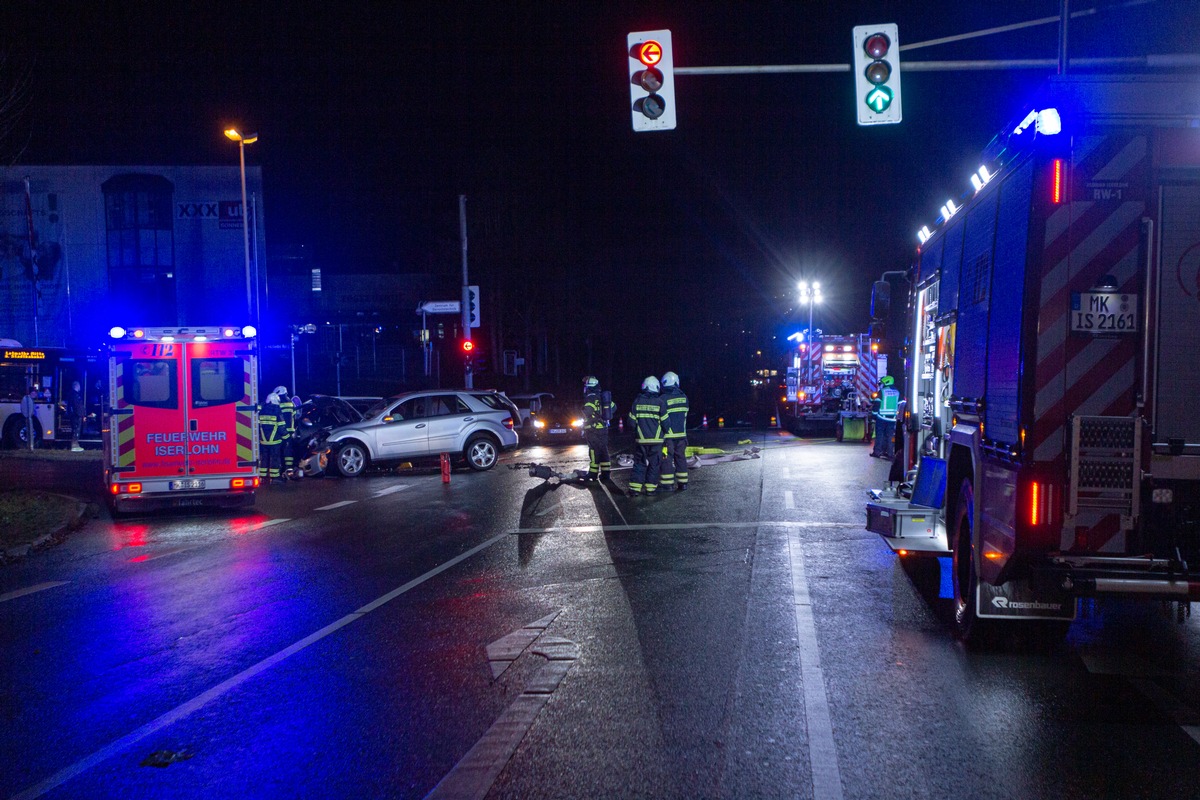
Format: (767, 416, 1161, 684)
(323, 389, 519, 477)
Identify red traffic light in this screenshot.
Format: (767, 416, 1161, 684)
(635, 40, 663, 67)
(864, 33, 890, 59)
(461, 340, 475, 353)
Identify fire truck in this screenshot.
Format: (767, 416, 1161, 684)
(786, 332, 881, 440)
(866, 74, 1200, 644)
(104, 325, 260, 512)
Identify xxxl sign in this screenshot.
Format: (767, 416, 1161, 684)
(177, 201, 246, 230)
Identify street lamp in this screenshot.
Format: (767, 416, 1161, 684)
(798, 280, 823, 390)
(225, 127, 258, 320)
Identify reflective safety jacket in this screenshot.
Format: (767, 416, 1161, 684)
(583, 388, 616, 430)
(258, 403, 285, 445)
(877, 388, 899, 421)
(660, 387, 689, 438)
(629, 391, 667, 443)
(277, 396, 296, 440)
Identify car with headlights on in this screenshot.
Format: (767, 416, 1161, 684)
(527, 400, 586, 445)
(322, 389, 518, 477)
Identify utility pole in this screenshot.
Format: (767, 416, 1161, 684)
(459, 194, 473, 389)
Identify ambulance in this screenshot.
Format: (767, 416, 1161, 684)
(104, 325, 260, 512)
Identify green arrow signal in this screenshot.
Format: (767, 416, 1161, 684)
(865, 85, 893, 113)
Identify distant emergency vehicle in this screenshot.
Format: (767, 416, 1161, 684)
(104, 325, 260, 512)
(785, 332, 881, 439)
(867, 73, 1200, 643)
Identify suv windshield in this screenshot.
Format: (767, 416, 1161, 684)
(363, 398, 394, 418)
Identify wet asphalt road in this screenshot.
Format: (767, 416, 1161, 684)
(1, 430, 1199, 799)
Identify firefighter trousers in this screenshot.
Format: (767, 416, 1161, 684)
(660, 437, 689, 487)
(281, 434, 295, 473)
(585, 429, 611, 479)
(629, 441, 662, 494)
(260, 442, 283, 480)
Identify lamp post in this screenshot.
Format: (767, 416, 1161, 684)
(225, 128, 258, 320)
(798, 280, 822, 388)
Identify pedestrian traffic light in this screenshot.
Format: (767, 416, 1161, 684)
(852, 24, 902, 126)
(628, 29, 676, 132)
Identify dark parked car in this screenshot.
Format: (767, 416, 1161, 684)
(527, 400, 585, 445)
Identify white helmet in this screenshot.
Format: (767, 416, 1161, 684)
(274, 385, 289, 397)
(266, 393, 281, 405)
(661, 371, 680, 389)
(641, 375, 660, 394)
(583, 375, 599, 389)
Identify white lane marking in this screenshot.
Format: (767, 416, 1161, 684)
(597, 483, 630, 528)
(315, 500, 357, 511)
(10, 533, 510, 800)
(256, 518, 291, 528)
(509, 521, 863, 535)
(427, 620, 577, 800)
(373, 485, 411, 498)
(785, 490, 796, 510)
(0, 581, 70, 604)
(788, 531, 844, 800)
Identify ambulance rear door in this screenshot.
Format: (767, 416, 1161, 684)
(180, 339, 258, 482)
(110, 340, 187, 482)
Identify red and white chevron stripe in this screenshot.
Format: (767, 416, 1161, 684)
(1030, 134, 1148, 552)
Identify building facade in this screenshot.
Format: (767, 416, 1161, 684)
(0, 165, 265, 348)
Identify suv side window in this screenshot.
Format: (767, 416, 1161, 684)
(428, 394, 469, 417)
(392, 398, 425, 421)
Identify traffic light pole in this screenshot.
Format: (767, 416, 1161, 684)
(459, 194, 473, 389)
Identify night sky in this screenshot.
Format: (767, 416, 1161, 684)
(2, 0, 1194, 403)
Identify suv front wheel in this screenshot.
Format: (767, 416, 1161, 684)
(464, 435, 499, 471)
(333, 441, 370, 477)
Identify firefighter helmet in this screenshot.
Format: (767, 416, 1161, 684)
(266, 393, 281, 405)
(661, 371, 680, 388)
(881, 376, 895, 387)
(583, 375, 599, 389)
(641, 375, 660, 394)
(274, 385, 289, 397)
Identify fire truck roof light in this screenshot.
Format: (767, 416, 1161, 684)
(161, 335, 175, 343)
(917, 225, 931, 244)
(978, 165, 992, 182)
(132, 329, 145, 339)
(222, 328, 236, 337)
(241, 326, 257, 338)
(1012, 107, 1062, 136)
(109, 326, 126, 339)
(970, 174, 982, 192)
(194, 335, 208, 342)
(1036, 108, 1062, 135)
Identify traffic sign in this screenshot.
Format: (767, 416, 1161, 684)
(417, 301, 461, 314)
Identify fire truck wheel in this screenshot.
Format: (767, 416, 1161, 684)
(333, 441, 369, 477)
(951, 480, 992, 647)
(464, 435, 499, 471)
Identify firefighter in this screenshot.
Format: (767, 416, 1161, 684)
(581, 375, 616, 482)
(259, 392, 285, 484)
(628, 376, 667, 495)
(658, 371, 690, 491)
(872, 375, 899, 459)
(273, 385, 296, 479)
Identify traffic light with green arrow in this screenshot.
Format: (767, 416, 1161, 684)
(852, 24, 902, 126)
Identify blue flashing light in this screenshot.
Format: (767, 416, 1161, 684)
(108, 326, 126, 339)
(241, 325, 257, 338)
